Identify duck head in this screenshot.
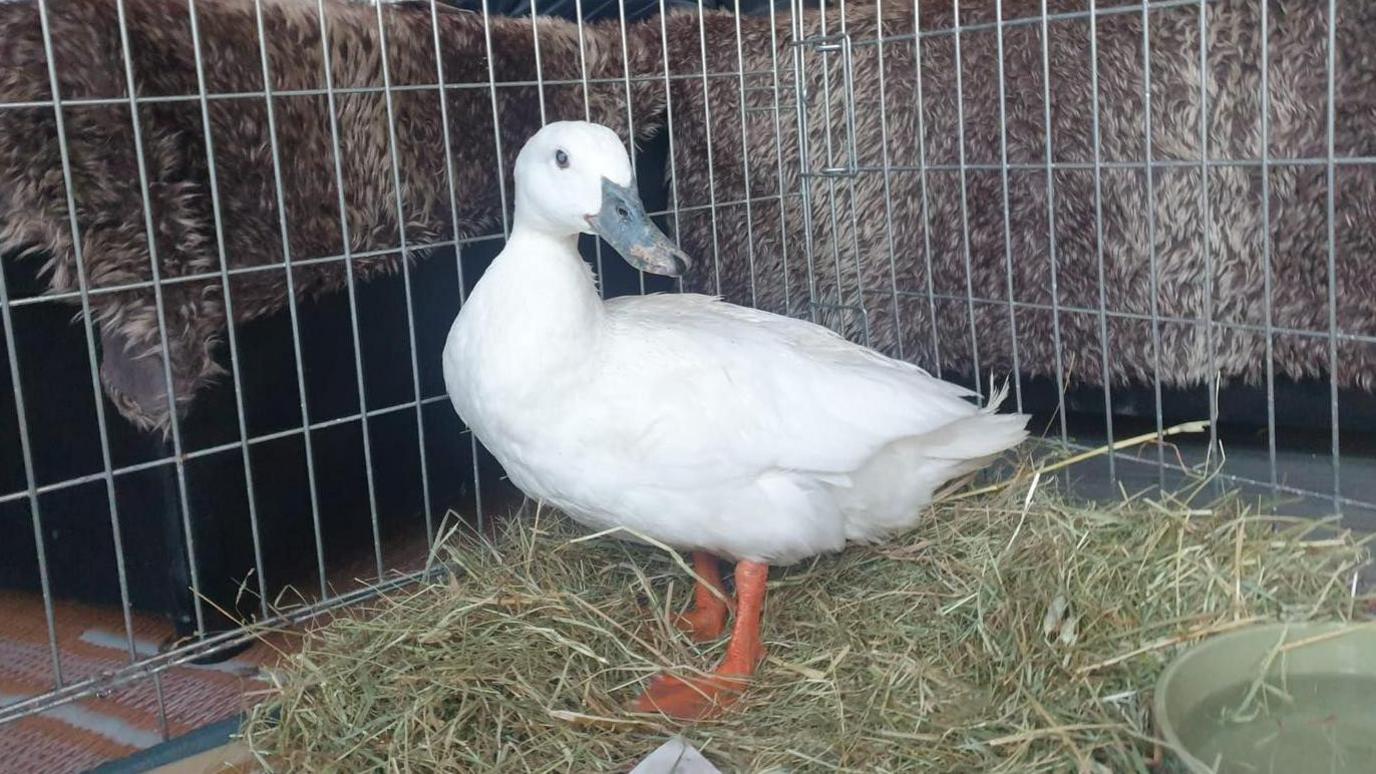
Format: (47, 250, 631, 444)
(513, 121, 691, 278)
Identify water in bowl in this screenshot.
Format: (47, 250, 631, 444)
(1177, 673, 1376, 773)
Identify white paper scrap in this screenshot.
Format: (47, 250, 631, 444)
(628, 736, 722, 774)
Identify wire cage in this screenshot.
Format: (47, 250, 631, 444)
(0, 0, 1372, 765)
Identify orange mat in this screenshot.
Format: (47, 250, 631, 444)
(0, 590, 286, 774)
(0, 516, 479, 772)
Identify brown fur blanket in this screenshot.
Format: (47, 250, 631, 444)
(0, 0, 662, 432)
(665, 0, 1376, 398)
(2, 0, 1374, 435)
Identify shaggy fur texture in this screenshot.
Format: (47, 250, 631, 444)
(0, 0, 662, 432)
(660, 0, 1376, 397)
(2, 0, 1374, 434)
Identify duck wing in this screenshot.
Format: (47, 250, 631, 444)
(598, 293, 1016, 485)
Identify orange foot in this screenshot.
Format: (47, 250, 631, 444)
(632, 645, 765, 720)
(670, 552, 732, 641)
(633, 560, 770, 722)
(673, 606, 728, 641)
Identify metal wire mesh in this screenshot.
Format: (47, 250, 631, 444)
(0, 0, 1371, 753)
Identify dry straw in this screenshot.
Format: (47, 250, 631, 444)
(244, 430, 1371, 772)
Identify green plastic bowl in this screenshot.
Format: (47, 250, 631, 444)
(1153, 622, 1376, 773)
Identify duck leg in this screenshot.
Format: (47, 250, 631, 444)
(634, 561, 769, 720)
(673, 552, 731, 641)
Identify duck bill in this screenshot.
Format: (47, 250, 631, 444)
(587, 178, 692, 278)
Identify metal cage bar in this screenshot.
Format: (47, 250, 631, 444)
(837, 1, 873, 346)
(371, 0, 437, 568)
(248, 0, 331, 600)
(575, 0, 610, 297)
(811, 5, 850, 324)
(314, 0, 388, 578)
(872, 0, 903, 361)
(188, 0, 270, 626)
(788, 1, 819, 321)
(1036, 0, 1069, 443)
(0, 94, 64, 701)
(1087, 0, 1117, 479)
(0, 69, 804, 113)
(695, 0, 725, 295)
(732, 0, 760, 307)
(1, 191, 803, 311)
(993, 0, 1024, 414)
(429, 0, 488, 528)
(113, 0, 209, 635)
(654, 0, 684, 275)
(910, 0, 942, 373)
(615, 0, 647, 296)
(949, 0, 983, 397)
(529, 0, 550, 125)
(28, 0, 173, 737)
(1197, 0, 1219, 461)
(1259, 0, 1278, 496)
(765, 0, 793, 313)
(1139, 0, 1168, 486)
(481, 0, 513, 241)
(1323, 0, 1343, 513)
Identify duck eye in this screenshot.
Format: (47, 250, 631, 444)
(555, 149, 569, 169)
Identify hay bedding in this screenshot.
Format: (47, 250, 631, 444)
(243, 463, 1370, 773)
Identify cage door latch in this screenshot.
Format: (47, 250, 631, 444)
(792, 31, 859, 179)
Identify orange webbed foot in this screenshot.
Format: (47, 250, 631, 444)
(633, 560, 770, 722)
(667, 551, 731, 642)
(632, 666, 756, 720)
(672, 606, 729, 641)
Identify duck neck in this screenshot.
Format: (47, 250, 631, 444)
(481, 225, 605, 361)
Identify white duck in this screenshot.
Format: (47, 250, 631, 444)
(443, 121, 1029, 720)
